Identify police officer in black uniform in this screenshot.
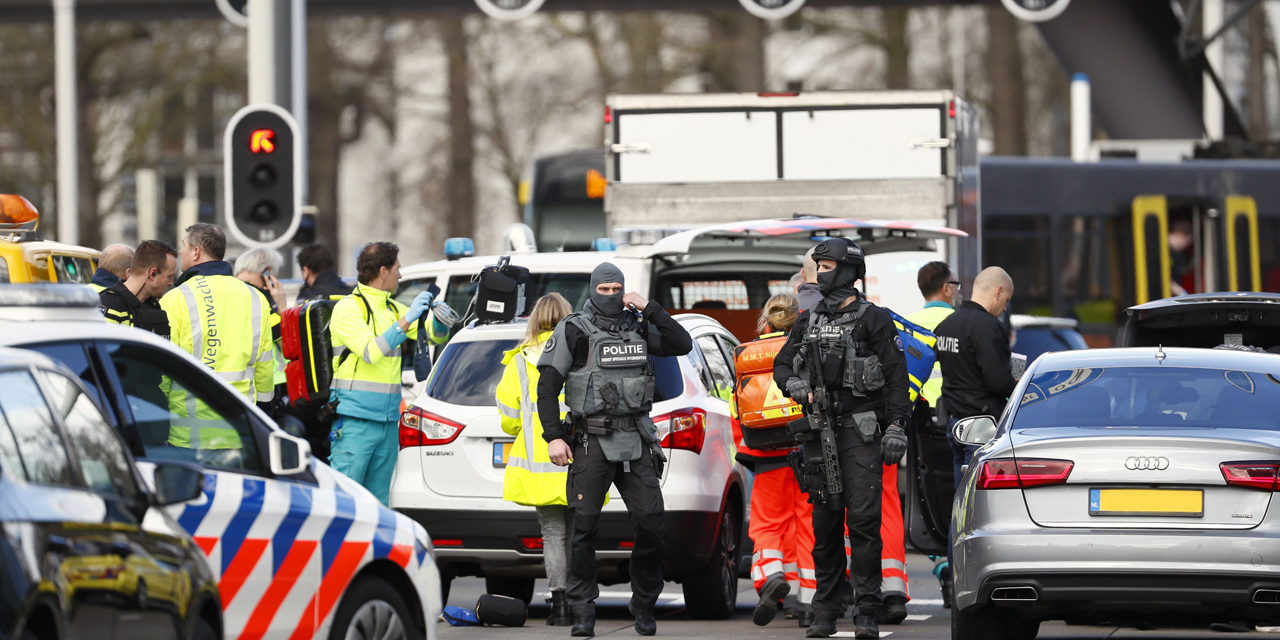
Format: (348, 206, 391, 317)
(933, 266, 1017, 484)
(538, 263, 692, 638)
(773, 238, 911, 639)
(98, 239, 177, 338)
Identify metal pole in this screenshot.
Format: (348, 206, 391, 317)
(292, 0, 308, 202)
(1203, 0, 1224, 139)
(1070, 73, 1091, 162)
(248, 0, 291, 107)
(54, 0, 78, 245)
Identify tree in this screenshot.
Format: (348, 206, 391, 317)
(985, 6, 1027, 155)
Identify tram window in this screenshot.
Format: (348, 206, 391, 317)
(1056, 215, 1127, 325)
(1260, 218, 1280, 293)
(984, 216, 1053, 315)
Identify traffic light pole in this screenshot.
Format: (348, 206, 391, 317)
(247, 0, 306, 199)
(54, 0, 78, 245)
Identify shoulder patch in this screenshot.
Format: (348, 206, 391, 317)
(893, 334, 904, 351)
(544, 336, 557, 352)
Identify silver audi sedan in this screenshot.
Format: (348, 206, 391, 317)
(949, 346, 1280, 639)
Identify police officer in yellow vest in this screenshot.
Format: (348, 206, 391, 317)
(497, 293, 575, 627)
(902, 260, 961, 606)
(161, 223, 276, 468)
(329, 242, 436, 505)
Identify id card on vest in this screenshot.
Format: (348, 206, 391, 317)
(598, 340, 648, 368)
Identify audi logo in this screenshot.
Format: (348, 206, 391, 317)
(1125, 456, 1170, 471)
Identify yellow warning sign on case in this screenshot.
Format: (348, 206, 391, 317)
(763, 382, 790, 407)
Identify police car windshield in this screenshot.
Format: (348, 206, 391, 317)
(428, 339, 519, 406)
(1012, 366, 1280, 430)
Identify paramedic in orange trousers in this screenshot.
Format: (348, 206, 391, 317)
(733, 294, 816, 628)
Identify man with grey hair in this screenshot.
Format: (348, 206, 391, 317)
(90, 243, 134, 292)
(235, 247, 290, 313)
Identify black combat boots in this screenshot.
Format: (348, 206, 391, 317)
(804, 615, 837, 638)
(853, 613, 879, 639)
(546, 590, 573, 626)
(570, 614, 595, 637)
(629, 602, 657, 636)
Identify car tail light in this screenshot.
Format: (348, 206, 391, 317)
(520, 537, 544, 550)
(978, 458, 1073, 489)
(654, 408, 706, 454)
(619, 540, 635, 549)
(1221, 462, 1280, 491)
(399, 407, 465, 448)
(434, 539, 463, 548)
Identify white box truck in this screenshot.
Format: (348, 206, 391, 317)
(603, 90, 981, 314)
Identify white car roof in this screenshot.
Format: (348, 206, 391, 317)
(401, 251, 636, 279)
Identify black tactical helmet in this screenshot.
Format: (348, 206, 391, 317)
(811, 237, 866, 281)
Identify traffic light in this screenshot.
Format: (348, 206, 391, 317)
(224, 104, 301, 249)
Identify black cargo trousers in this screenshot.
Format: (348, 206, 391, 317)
(808, 424, 884, 619)
(566, 432, 666, 616)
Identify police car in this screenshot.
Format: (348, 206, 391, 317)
(0, 286, 441, 640)
(391, 314, 747, 619)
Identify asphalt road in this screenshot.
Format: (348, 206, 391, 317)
(440, 553, 1280, 639)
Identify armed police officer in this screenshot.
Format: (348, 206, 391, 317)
(539, 263, 692, 638)
(773, 238, 912, 640)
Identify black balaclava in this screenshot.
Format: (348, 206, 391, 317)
(588, 262, 626, 317)
(814, 238, 864, 310)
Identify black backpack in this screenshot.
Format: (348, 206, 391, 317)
(473, 255, 535, 323)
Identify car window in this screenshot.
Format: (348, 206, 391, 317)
(538, 274, 591, 311)
(715, 335, 739, 376)
(684, 342, 714, 393)
(25, 342, 107, 408)
(1015, 366, 1280, 429)
(52, 255, 92, 284)
(446, 275, 479, 314)
(0, 398, 24, 479)
(37, 369, 138, 499)
(0, 370, 75, 487)
(394, 277, 438, 307)
(695, 335, 734, 400)
(103, 342, 262, 473)
(427, 339, 518, 406)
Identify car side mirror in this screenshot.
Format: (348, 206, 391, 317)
(952, 415, 998, 447)
(269, 430, 312, 476)
(151, 461, 205, 506)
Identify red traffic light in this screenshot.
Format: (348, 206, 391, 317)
(250, 129, 276, 154)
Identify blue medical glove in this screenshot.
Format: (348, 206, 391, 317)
(405, 290, 434, 323)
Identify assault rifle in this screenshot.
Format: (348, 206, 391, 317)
(786, 338, 843, 509)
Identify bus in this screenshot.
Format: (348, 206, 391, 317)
(522, 147, 608, 252)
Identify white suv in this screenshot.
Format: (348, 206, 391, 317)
(391, 313, 748, 619)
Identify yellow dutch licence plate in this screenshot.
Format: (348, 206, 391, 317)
(1089, 488, 1203, 517)
(493, 442, 513, 468)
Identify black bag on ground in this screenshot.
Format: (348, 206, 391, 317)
(475, 594, 526, 627)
